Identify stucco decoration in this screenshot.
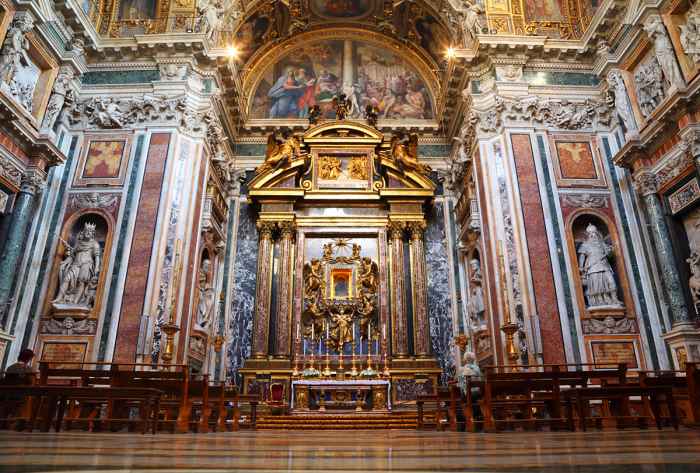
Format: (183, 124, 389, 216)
(681, 1, 700, 63)
(0, 14, 37, 113)
(606, 70, 638, 137)
(42, 67, 75, 130)
(634, 58, 666, 118)
(644, 15, 685, 89)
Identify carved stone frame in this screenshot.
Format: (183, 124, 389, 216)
(549, 134, 607, 188)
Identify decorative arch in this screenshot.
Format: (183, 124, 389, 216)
(242, 28, 441, 122)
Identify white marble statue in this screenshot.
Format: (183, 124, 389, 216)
(53, 223, 102, 309)
(680, 2, 700, 63)
(687, 250, 700, 307)
(606, 70, 637, 137)
(196, 258, 216, 329)
(42, 67, 74, 130)
(644, 15, 685, 89)
(467, 259, 485, 324)
(577, 224, 623, 309)
(198, 0, 242, 40)
(634, 59, 666, 118)
(0, 15, 33, 85)
(461, 1, 486, 46)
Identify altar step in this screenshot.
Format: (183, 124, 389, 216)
(256, 413, 425, 430)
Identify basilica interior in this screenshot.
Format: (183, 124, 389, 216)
(0, 0, 700, 470)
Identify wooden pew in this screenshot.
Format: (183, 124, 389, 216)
(416, 387, 452, 430)
(638, 363, 700, 426)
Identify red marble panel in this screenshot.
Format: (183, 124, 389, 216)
(113, 133, 172, 363)
(556, 141, 597, 180)
(511, 134, 565, 364)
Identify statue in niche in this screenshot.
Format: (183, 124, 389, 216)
(686, 250, 700, 308)
(681, 2, 700, 63)
(634, 59, 666, 118)
(460, 1, 487, 46)
(42, 68, 74, 130)
(195, 257, 216, 329)
(606, 70, 637, 137)
(257, 130, 302, 175)
(387, 133, 432, 176)
(644, 15, 685, 89)
(0, 15, 35, 112)
(53, 222, 102, 310)
(467, 258, 485, 325)
(577, 223, 623, 309)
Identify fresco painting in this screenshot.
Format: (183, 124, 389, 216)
(310, 0, 374, 18)
(118, 0, 157, 20)
(250, 39, 434, 120)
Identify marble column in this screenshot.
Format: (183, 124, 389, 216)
(252, 221, 276, 358)
(388, 221, 408, 358)
(0, 171, 44, 326)
(408, 221, 431, 358)
(274, 221, 295, 358)
(635, 172, 691, 326)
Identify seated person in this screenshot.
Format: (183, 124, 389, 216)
(4, 349, 36, 385)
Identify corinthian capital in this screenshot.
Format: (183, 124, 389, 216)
(681, 129, 700, 160)
(388, 221, 406, 240)
(256, 221, 276, 240)
(20, 169, 46, 195)
(634, 171, 659, 196)
(407, 221, 427, 241)
(277, 220, 296, 238)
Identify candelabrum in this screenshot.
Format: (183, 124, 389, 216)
(161, 239, 183, 367)
(292, 334, 301, 377)
(350, 338, 358, 377)
(323, 337, 332, 377)
(338, 342, 344, 372)
(160, 322, 180, 365)
(497, 243, 520, 371)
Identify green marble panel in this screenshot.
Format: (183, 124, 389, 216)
(82, 70, 161, 85)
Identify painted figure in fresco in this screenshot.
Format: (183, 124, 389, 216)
(295, 68, 317, 118)
(196, 258, 216, 329)
(577, 223, 623, 309)
(318, 0, 365, 17)
(120, 0, 155, 20)
(53, 223, 102, 309)
(268, 68, 305, 118)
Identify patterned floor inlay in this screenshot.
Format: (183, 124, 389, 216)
(0, 429, 699, 473)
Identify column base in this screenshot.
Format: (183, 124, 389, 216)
(662, 323, 700, 368)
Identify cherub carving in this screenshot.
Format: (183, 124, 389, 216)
(256, 130, 302, 175)
(389, 133, 432, 175)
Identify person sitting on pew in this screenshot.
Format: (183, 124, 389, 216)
(457, 351, 482, 396)
(4, 349, 35, 385)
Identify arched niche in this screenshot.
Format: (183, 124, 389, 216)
(46, 210, 113, 321)
(243, 29, 439, 122)
(567, 211, 632, 319)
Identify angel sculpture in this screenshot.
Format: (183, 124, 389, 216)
(332, 93, 351, 120)
(303, 258, 324, 300)
(390, 133, 432, 175)
(364, 104, 379, 127)
(256, 131, 302, 175)
(358, 257, 379, 295)
(308, 104, 321, 125)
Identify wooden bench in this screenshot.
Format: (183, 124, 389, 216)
(0, 385, 162, 434)
(638, 362, 700, 426)
(416, 387, 452, 430)
(561, 385, 679, 431)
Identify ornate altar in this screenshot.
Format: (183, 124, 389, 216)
(240, 117, 442, 406)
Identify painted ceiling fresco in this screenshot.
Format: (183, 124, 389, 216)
(249, 38, 434, 121)
(486, 0, 601, 39)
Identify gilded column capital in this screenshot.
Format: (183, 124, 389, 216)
(634, 171, 659, 197)
(388, 221, 406, 240)
(407, 221, 427, 241)
(256, 220, 276, 239)
(277, 220, 296, 239)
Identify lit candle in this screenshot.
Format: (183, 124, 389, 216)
(326, 320, 329, 340)
(312, 323, 314, 341)
(382, 323, 386, 340)
(303, 339, 306, 357)
(297, 322, 300, 339)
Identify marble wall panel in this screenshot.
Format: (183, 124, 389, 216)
(511, 133, 565, 363)
(113, 133, 171, 363)
(226, 200, 258, 384)
(425, 201, 456, 383)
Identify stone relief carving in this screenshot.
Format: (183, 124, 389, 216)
(42, 67, 75, 130)
(0, 157, 22, 188)
(0, 14, 36, 113)
(496, 65, 523, 82)
(195, 257, 216, 330)
(582, 316, 637, 334)
(577, 223, 623, 309)
(561, 193, 608, 209)
(460, 1, 487, 46)
(606, 70, 638, 137)
(655, 146, 694, 189)
(681, 1, 700, 64)
(644, 15, 685, 89)
(159, 63, 188, 81)
(67, 193, 119, 212)
(634, 58, 666, 118)
(473, 95, 611, 133)
(53, 222, 102, 312)
(41, 316, 96, 335)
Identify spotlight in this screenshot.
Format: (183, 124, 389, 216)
(226, 45, 239, 58)
(446, 47, 456, 59)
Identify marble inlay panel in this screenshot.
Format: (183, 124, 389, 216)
(226, 200, 258, 384)
(425, 202, 455, 382)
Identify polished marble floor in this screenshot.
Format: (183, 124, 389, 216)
(0, 429, 699, 473)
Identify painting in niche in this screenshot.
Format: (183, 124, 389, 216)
(331, 269, 352, 299)
(317, 154, 370, 189)
(310, 0, 373, 19)
(81, 141, 126, 179)
(118, 0, 157, 20)
(250, 39, 434, 120)
(555, 141, 597, 180)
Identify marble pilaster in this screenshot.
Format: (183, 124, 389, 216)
(388, 222, 408, 358)
(408, 221, 431, 358)
(635, 172, 691, 326)
(0, 170, 44, 327)
(273, 221, 295, 358)
(252, 221, 275, 358)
